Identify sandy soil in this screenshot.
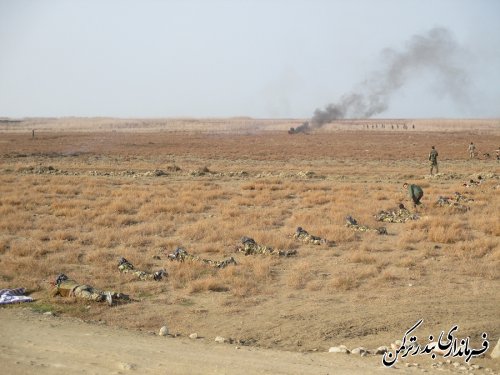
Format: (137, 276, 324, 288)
(0, 307, 431, 375)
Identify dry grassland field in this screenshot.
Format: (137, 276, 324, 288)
(1, 118, 499, 373)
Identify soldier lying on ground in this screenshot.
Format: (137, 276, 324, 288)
(236, 236, 297, 257)
(118, 257, 167, 281)
(463, 176, 482, 187)
(435, 192, 473, 213)
(374, 204, 419, 223)
(168, 247, 237, 269)
(453, 192, 474, 203)
(51, 274, 130, 306)
(293, 227, 334, 246)
(345, 216, 387, 235)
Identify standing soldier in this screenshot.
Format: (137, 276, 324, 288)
(429, 146, 439, 175)
(468, 142, 476, 159)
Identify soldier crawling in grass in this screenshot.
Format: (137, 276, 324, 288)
(236, 236, 297, 257)
(168, 247, 237, 268)
(435, 192, 474, 213)
(51, 273, 130, 306)
(374, 203, 419, 223)
(345, 216, 387, 235)
(293, 227, 334, 246)
(118, 257, 167, 281)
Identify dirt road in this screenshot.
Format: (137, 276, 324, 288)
(0, 308, 428, 375)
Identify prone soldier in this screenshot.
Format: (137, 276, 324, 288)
(435, 195, 470, 213)
(118, 257, 167, 281)
(293, 227, 333, 246)
(236, 236, 297, 257)
(374, 203, 419, 223)
(51, 274, 129, 306)
(345, 216, 387, 235)
(168, 247, 237, 269)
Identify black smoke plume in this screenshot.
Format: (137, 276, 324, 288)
(311, 27, 469, 128)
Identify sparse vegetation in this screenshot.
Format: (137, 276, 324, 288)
(0, 118, 498, 352)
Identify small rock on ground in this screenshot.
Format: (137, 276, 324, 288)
(158, 326, 169, 336)
(328, 345, 349, 354)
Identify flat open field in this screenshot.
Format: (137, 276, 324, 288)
(1, 118, 499, 373)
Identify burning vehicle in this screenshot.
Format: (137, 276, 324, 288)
(288, 121, 310, 134)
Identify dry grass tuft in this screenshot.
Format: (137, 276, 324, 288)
(445, 238, 499, 260)
(348, 250, 377, 264)
(329, 272, 360, 291)
(427, 218, 473, 244)
(286, 260, 314, 289)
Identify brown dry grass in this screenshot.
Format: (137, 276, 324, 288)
(0, 118, 499, 357)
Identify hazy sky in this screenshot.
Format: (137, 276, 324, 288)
(1, 0, 499, 119)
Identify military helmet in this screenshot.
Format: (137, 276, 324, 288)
(55, 273, 68, 285)
(240, 236, 255, 244)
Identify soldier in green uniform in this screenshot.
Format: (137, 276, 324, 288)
(374, 203, 419, 223)
(293, 227, 333, 246)
(345, 216, 387, 235)
(429, 146, 439, 175)
(403, 183, 424, 208)
(51, 274, 129, 306)
(168, 247, 237, 268)
(118, 257, 167, 281)
(236, 236, 297, 257)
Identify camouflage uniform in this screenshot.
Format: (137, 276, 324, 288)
(468, 143, 476, 159)
(168, 248, 237, 268)
(118, 257, 167, 281)
(435, 196, 469, 213)
(454, 192, 474, 203)
(345, 216, 387, 235)
(436, 192, 473, 213)
(429, 147, 439, 175)
(51, 274, 129, 306)
(293, 227, 332, 246)
(236, 237, 297, 257)
(374, 205, 419, 223)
